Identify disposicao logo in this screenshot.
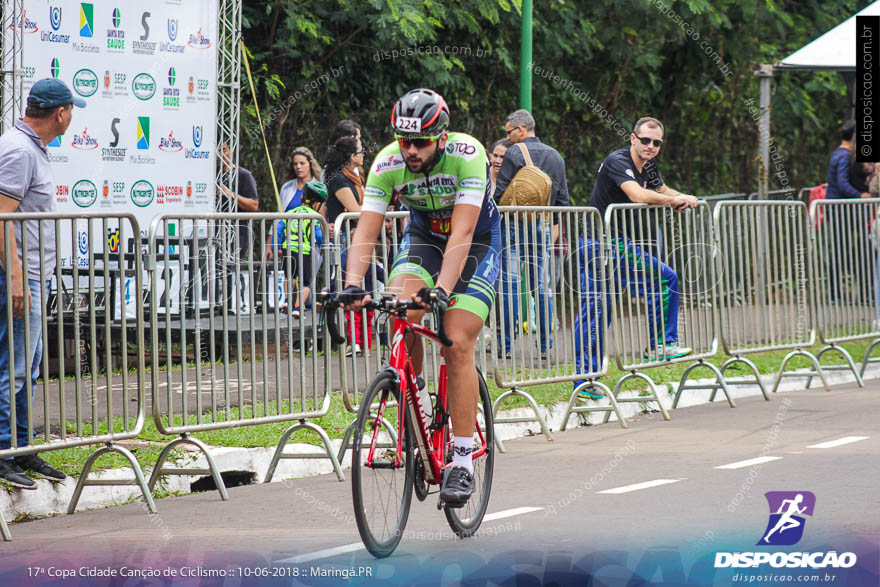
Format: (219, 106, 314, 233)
(759, 491, 815, 546)
(714, 491, 857, 570)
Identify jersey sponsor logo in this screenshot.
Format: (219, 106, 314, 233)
(364, 186, 386, 199)
(373, 154, 405, 174)
(427, 210, 454, 236)
(445, 141, 480, 162)
(459, 177, 484, 190)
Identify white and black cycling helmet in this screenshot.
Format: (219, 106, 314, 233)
(391, 88, 449, 137)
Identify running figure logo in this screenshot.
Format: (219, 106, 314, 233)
(758, 491, 816, 546)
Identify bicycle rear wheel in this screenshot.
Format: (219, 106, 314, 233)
(444, 368, 495, 537)
(351, 371, 414, 558)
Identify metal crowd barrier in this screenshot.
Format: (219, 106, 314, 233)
(490, 206, 628, 439)
(146, 213, 338, 501)
(0, 213, 151, 541)
(808, 198, 880, 384)
(747, 188, 803, 202)
(714, 200, 826, 394)
(699, 192, 748, 210)
(604, 203, 728, 415)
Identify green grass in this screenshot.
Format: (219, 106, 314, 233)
(22, 338, 878, 477)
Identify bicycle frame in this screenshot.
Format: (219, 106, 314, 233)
(364, 313, 489, 486)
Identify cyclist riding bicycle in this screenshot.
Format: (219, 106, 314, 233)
(339, 88, 501, 507)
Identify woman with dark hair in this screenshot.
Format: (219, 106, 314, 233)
(488, 138, 512, 197)
(323, 136, 365, 226)
(280, 147, 321, 212)
(324, 135, 371, 354)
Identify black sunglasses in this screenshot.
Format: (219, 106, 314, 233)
(635, 135, 663, 148)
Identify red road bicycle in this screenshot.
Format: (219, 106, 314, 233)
(322, 291, 494, 558)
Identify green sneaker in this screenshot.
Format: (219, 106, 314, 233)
(644, 344, 693, 362)
(575, 382, 603, 400)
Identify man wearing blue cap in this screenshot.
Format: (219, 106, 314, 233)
(0, 78, 84, 489)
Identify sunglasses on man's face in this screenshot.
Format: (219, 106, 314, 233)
(635, 135, 664, 148)
(397, 136, 438, 149)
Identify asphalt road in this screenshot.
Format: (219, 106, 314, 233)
(2, 382, 878, 586)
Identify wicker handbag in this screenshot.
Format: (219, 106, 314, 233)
(498, 142, 553, 207)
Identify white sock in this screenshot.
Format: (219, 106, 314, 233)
(452, 435, 474, 474)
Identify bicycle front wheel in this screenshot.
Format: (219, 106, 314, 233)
(351, 371, 414, 558)
(444, 368, 495, 537)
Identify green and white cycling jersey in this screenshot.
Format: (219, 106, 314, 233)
(361, 132, 499, 240)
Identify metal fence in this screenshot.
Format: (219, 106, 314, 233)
(489, 206, 628, 438)
(146, 213, 339, 499)
(809, 198, 880, 384)
(0, 213, 152, 540)
(714, 200, 824, 394)
(604, 203, 729, 415)
(6, 200, 880, 539)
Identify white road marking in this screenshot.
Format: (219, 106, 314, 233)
(276, 507, 543, 564)
(807, 436, 869, 449)
(714, 456, 782, 470)
(597, 479, 683, 494)
(277, 543, 364, 564)
(483, 507, 544, 521)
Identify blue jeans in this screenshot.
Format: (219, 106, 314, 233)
(495, 219, 553, 353)
(0, 270, 46, 454)
(573, 236, 680, 389)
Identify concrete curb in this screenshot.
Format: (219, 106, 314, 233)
(3, 361, 878, 522)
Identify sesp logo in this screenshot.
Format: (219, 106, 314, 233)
(50, 6, 62, 31)
(758, 491, 816, 546)
(79, 3, 93, 37)
(192, 125, 203, 148)
(167, 18, 178, 41)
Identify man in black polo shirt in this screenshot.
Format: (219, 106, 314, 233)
(493, 109, 570, 359)
(574, 117, 697, 398)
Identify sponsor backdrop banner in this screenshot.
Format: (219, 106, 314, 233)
(17, 0, 218, 266)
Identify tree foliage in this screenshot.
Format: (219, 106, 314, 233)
(240, 0, 869, 209)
